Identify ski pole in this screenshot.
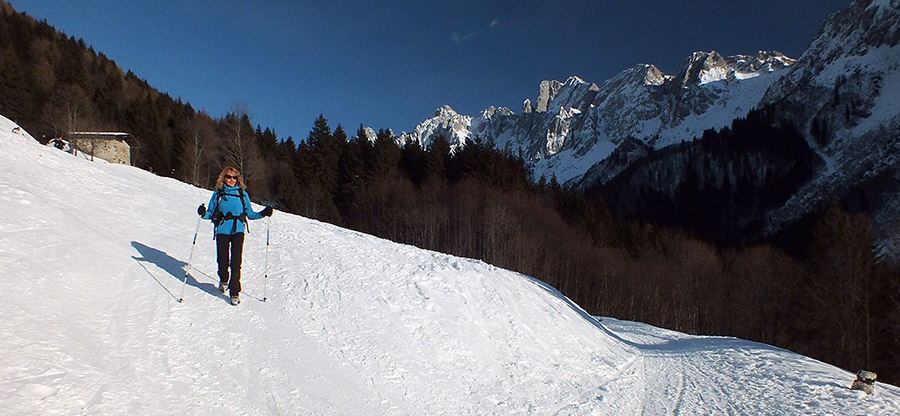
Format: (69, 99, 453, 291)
(180, 206, 204, 302)
(264, 215, 270, 302)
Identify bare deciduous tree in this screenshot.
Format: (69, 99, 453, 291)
(41, 84, 94, 139)
(220, 102, 265, 189)
(807, 205, 875, 367)
(182, 112, 216, 187)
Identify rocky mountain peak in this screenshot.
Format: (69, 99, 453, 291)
(603, 64, 670, 91)
(400, 105, 473, 149)
(522, 98, 534, 114)
(680, 51, 728, 86)
(533, 76, 600, 116)
(478, 106, 513, 120)
(643, 64, 669, 86)
(434, 105, 460, 118)
(675, 50, 795, 88)
(535, 80, 564, 112)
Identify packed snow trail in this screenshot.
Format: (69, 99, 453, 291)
(2, 115, 900, 415)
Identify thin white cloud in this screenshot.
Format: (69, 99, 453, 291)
(490, 19, 500, 28)
(451, 31, 477, 44)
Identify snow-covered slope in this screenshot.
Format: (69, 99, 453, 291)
(3, 115, 900, 414)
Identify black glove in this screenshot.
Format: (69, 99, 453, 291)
(197, 204, 206, 216)
(260, 206, 273, 217)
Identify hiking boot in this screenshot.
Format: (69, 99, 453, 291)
(230, 295, 240, 306)
(218, 281, 228, 294)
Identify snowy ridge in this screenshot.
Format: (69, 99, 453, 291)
(2, 115, 900, 414)
(401, 50, 794, 183)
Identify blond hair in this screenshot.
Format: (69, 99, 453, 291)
(215, 166, 246, 190)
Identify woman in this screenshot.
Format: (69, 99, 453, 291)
(197, 167, 272, 305)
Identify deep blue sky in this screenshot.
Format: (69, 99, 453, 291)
(11, 1, 851, 140)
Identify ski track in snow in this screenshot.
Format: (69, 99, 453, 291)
(3, 115, 900, 415)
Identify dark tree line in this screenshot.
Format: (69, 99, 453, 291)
(2, 1, 899, 385)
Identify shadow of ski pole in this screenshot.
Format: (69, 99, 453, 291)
(133, 258, 179, 301)
(131, 241, 218, 299)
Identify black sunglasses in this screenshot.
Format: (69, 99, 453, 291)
(225, 174, 238, 180)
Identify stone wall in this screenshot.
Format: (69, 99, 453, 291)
(71, 138, 130, 165)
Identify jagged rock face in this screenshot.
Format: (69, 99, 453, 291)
(401, 105, 474, 151)
(680, 51, 794, 86)
(470, 106, 516, 146)
(522, 99, 534, 114)
(402, 51, 794, 183)
(535, 80, 563, 113)
(761, 0, 900, 139)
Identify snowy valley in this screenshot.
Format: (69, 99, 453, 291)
(2, 116, 900, 414)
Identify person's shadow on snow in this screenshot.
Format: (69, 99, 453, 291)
(131, 241, 218, 300)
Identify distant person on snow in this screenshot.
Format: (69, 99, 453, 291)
(197, 167, 273, 305)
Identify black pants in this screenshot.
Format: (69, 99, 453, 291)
(216, 233, 244, 297)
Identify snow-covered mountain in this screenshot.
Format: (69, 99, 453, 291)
(402, 0, 900, 253)
(586, 0, 900, 250)
(757, 0, 900, 249)
(4, 115, 900, 414)
(401, 50, 795, 184)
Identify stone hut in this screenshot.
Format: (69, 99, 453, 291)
(69, 132, 132, 165)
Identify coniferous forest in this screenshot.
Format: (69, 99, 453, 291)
(2, 3, 899, 384)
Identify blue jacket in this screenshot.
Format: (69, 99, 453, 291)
(202, 185, 263, 235)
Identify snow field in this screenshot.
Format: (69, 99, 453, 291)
(2, 114, 900, 415)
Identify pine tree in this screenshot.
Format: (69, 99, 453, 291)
(426, 135, 450, 183)
(400, 140, 428, 185)
(306, 114, 331, 148)
(372, 128, 400, 177)
(299, 115, 341, 222)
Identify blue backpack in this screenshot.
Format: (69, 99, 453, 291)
(211, 188, 250, 234)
